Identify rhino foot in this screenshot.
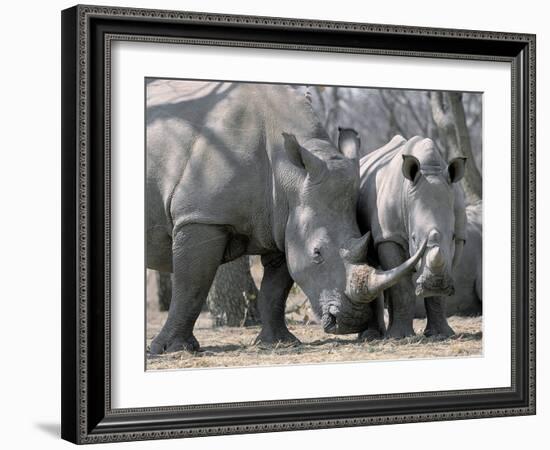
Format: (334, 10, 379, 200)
(358, 328, 384, 341)
(254, 327, 301, 348)
(149, 333, 200, 355)
(424, 324, 455, 338)
(386, 324, 416, 339)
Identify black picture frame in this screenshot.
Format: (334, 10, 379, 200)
(61, 4, 536, 444)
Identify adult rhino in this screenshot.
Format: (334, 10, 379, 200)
(343, 129, 467, 338)
(146, 81, 424, 354)
(415, 202, 482, 317)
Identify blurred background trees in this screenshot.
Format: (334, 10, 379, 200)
(299, 85, 482, 205)
(429, 91, 482, 205)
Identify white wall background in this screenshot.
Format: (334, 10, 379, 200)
(0, 0, 545, 448)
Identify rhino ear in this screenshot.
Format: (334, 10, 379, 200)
(447, 157, 467, 183)
(282, 132, 325, 178)
(282, 132, 305, 169)
(337, 127, 360, 160)
(340, 232, 371, 263)
(402, 154, 421, 183)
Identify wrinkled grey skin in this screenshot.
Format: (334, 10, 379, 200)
(354, 133, 467, 338)
(415, 202, 482, 317)
(146, 81, 421, 354)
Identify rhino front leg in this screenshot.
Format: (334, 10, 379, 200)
(424, 296, 455, 338)
(377, 241, 416, 339)
(149, 224, 228, 355)
(254, 253, 301, 347)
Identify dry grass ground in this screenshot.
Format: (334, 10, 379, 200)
(146, 264, 482, 370)
(146, 310, 482, 370)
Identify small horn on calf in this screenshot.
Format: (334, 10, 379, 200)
(427, 246, 446, 270)
(345, 239, 428, 303)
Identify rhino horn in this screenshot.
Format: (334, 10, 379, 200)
(345, 239, 427, 303)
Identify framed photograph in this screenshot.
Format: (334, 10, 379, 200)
(61, 4, 536, 444)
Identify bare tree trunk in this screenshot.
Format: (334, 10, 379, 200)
(378, 90, 407, 140)
(429, 92, 482, 204)
(206, 256, 260, 327)
(155, 256, 260, 326)
(324, 87, 340, 131)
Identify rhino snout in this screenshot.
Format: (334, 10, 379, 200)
(415, 273, 455, 298)
(321, 297, 372, 335)
(321, 305, 339, 333)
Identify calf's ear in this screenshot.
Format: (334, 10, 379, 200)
(447, 157, 467, 183)
(282, 132, 326, 179)
(337, 127, 361, 160)
(402, 154, 421, 183)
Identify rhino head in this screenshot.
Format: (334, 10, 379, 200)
(281, 130, 425, 334)
(400, 137, 467, 298)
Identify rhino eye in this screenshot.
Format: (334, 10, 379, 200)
(312, 247, 324, 264)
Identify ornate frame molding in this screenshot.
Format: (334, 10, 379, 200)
(61, 4, 536, 444)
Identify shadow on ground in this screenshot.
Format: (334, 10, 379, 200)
(35, 423, 60, 438)
(146, 316, 483, 370)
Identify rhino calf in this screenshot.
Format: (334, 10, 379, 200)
(347, 129, 467, 339)
(146, 81, 423, 354)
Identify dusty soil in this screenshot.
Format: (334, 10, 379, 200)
(146, 311, 482, 370)
(145, 264, 482, 370)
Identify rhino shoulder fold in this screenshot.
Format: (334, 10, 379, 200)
(388, 134, 407, 148)
(359, 135, 406, 166)
(359, 136, 407, 183)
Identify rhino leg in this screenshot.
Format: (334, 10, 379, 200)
(149, 224, 228, 355)
(358, 295, 386, 341)
(254, 253, 301, 347)
(423, 296, 455, 337)
(377, 241, 416, 339)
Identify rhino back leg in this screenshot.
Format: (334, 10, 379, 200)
(358, 294, 387, 341)
(377, 241, 416, 339)
(149, 224, 229, 354)
(254, 253, 301, 347)
(423, 296, 455, 337)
